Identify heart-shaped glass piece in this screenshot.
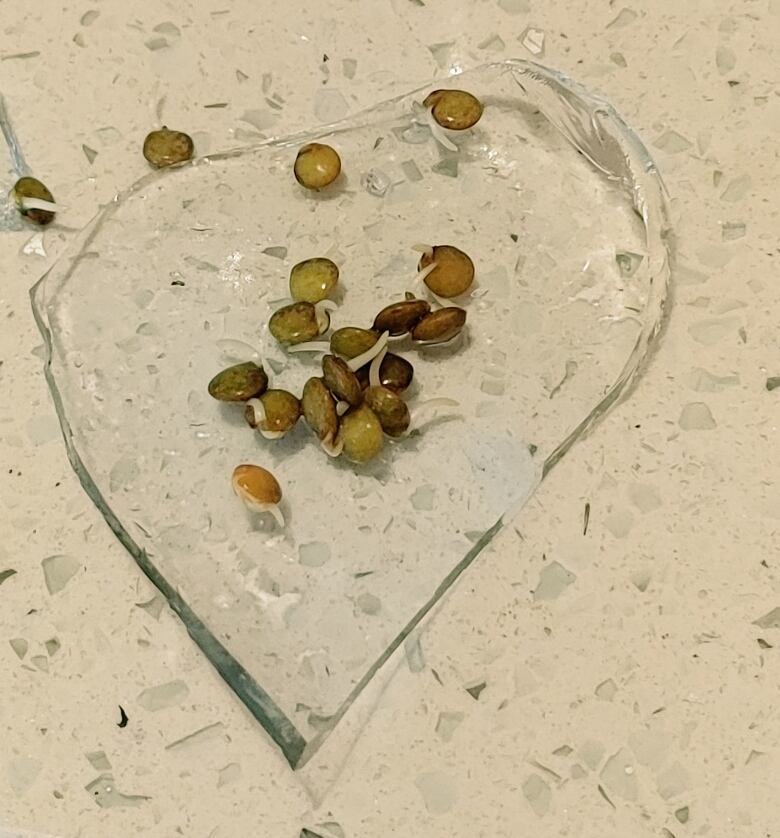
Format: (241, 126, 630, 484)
(31, 60, 670, 770)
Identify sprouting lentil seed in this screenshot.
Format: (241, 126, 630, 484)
(411, 307, 467, 344)
(301, 377, 339, 442)
(419, 245, 474, 297)
(364, 386, 410, 438)
(294, 142, 341, 190)
(322, 355, 363, 407)
(355, 353, 414, 392)
(289, 257, 339, 303)
(12, 176, 55, 225)
(208, 361, 268, 401)
(232, 464, 282, 505)
(257, 389, 301, 433)
(423, 89, 483, 130)
(330, 327, 379, 360)
(338, 403, 384, 463)
(372, 298, 431, 335)
(269, 302, 321, 345)
(142, 127, 194, 168)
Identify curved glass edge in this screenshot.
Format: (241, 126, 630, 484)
(29, 59, 671, 770)
(29, 252, 308, 767)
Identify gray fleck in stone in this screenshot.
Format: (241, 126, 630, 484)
(498, 0, 529, 13)
(579, 739, 605, 771)
(410, 484, 435, 511)
(628, 483, 662, 513)
(313, 89, 349, 123)
(153, 21, 180, 38)
(657, 761, 691, 800)
(675, 806, 690, 824)
(600, 748, 638, 801)
(85, 774, 150, 808)
(6, 756, 42, 796)
(342, 58, 357, 79)
(595, 678, 618, 701)
(720, 174, 752, 202)
(41, 554, 81, 594)
(678, 402, 717, 430)
(109, 457, 140, 492)
(522, 773, 551, 816)
(414, 771, 457, 814)
(356, 592, 381, 615)
(685, 367, 740, 392)
(465, 681, 487, 700)
(427, 42, 454, 69)
(217, 762, 241, 788)
(401, 159, 423, 182)
(85, 750, 112, 771)
(0, 568, 17, 586)
(653, 131, 692, 153)
(144, 36, 169, 51)
(404, 634, 425, 672)
(137, 679, 189, 711)
(31, 654, 48, 672)
(135, 595, 165, 620)
(533, 561, 576, 601)
(262, 246, 287, 259)
(299, 542, 331, 568)
(607, 8, 638, 27)
(715, 45, 736, 74)
(435, 711, 464, 742)
(239, 109, 277, 131)
(9, 638, 28, 659)
(753, 607, 780, 629)
(432, 157, 458, 178)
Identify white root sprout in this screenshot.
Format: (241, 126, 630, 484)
(411, 243, 434, 259)
(314, 301, 332, 335)
(287, 340, 331, 355)
(347, 330, 389, 372)
(336, 400, 350, 417)
(413, 329, 465, 349)
(414, 262, 451, 307)
(426, 109, 458, 152)
(416, 262, 438, 284)
(368, 345, 388, 388)
(245, 397, 288, 439)
(19, 196, 58, 213)
(321, 433, 344, 458)
(241, 502, 286, 529)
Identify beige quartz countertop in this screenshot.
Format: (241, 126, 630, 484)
(1, 0, 778, 836)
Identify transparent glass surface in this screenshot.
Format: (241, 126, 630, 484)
(31, 61, 670, 768)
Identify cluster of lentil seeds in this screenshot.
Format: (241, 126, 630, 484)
(208, 88, 483, 522)
(9, 86, 483, 524)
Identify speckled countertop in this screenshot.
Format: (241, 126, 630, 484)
(1, 1, 779, 836)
